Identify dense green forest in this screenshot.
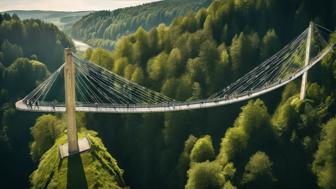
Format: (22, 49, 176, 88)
(3, 10, 91, 32)
(79, 0, 336, 188)
(70, 0, 211, 49)
(1, 0, 336, 188)
(0, 13, 74, 188)
(0, 13, 75, 70)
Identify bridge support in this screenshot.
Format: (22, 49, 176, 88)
(300, 21, 314, 100)
(64, 48, 79, 154)
(59, 48, 90, 158)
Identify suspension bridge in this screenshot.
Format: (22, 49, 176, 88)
(15, 22, 335, 157)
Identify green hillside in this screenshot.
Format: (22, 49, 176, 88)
(4, 10, 91, 31)
(71, 0, 211, 49)
(30, 131, 126, 189)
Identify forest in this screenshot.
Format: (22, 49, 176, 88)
(73, 0, 336, 188)
(4, 10, 91, 32)
(0, 13, 75, 188)
(1, 0, 336, 188)
(70, 0, 211, 49)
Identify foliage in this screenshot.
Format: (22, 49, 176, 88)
(79, 0, 336, 188)
(185, 161, 225, 189)
(1, 39, 23, 65)
(0, 14, 74, 70)
(217, 100, 275, 164)
(30, 131, 126, 188)
(190, 135, 215, 163)
(176, 135, 198, 188)
(242, 151, 274, 185)
(71, 0, 211, 49)
(30, 114, 65, 161)
(4, 58, 49, 96)
(0, 13, 74, 188)
(272, 96, 300, 137)
(4, 10, 91, 31)
(312, 118, 336, 189)
(223, 181, 237, 189)
(1, 0, 336, 188)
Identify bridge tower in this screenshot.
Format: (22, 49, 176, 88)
(64, 48, 79, 154)
(59, 48, 90, 158)
(300, 21, 314, 100)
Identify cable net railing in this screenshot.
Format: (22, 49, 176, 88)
(72, 54, 174, 106)
(16, 24, 335, 113)
(21, 56, 174, 109)
(209, 25, 330, 100)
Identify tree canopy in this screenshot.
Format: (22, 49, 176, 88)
(71, 0, 211, 49)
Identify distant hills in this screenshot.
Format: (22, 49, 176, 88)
(70, 0, 211, 49)
(3, 0, 211, 50)
(3, 10, 91, 32)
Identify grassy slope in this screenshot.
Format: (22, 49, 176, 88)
(30, 131, 126, 189)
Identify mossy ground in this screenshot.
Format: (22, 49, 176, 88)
(30, 131, 126, 189)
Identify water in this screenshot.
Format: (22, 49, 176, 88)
(73, 39, 91, 52)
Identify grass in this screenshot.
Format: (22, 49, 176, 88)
(30, 131, 126, 189)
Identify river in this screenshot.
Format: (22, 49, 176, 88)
(73, 39, 91, 52)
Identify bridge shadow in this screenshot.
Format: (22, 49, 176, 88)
(67, 154, 88, 189)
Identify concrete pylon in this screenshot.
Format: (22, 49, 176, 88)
(59, 48, 91, 159)
(64, 48, 79, 154)
(300, 21, 314, 100)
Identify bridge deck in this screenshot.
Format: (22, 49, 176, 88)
(15, 45, 333, 113)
